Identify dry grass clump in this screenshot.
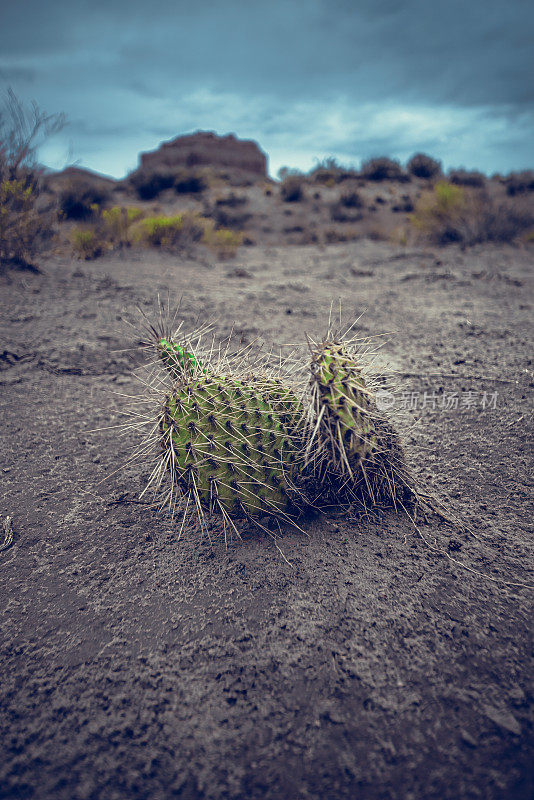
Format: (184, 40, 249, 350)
(203, 226, 243, 258)
(360, 157, 408, 182)
(71, 228, 103, 260)
(411, 181, 534, 245)
(136, 212, 243, 257)
(324, 227, 361, 243)
(407, 153, 442, 180)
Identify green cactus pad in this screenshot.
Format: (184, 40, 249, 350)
(161, 372, 307, 520)
(310, 340, 378, 466)
(306, 338, 413, 508)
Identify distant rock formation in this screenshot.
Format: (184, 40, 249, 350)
(138, 131, 268, 178)
(44, 166, 117, 190)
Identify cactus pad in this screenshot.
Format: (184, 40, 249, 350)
(307, 338, 412, 507)
(161, 371, 308, 522)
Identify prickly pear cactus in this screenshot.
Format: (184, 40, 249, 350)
(306, 337, 412, 507)
(161, 369, 308, 521)
(309, 340, 379, 469)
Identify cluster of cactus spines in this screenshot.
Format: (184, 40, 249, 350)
(157, 336, 205, 380)
(306, 335, 415, 511)
(161, 373, 308, 525)
(308, 339, 378, 472)
(128, 307, 422, 537)
(143, 327, 312, 536)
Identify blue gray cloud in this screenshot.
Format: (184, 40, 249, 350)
(1, 0, 532, 177)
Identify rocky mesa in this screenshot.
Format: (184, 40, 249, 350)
(138, 131, 268, 178)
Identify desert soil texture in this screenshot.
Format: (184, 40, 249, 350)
(1, 239, 533, 800)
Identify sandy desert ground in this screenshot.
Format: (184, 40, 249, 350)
(1, 239, 533, 799)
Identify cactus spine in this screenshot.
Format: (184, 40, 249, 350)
(155, 336, 309, 526)
(307, 338, 412, 508)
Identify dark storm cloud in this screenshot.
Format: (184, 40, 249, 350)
(1, 0, 532, 176)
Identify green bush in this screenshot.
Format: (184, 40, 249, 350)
(71, 206, 144, 258)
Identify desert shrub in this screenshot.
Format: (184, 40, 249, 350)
(360, 157, 408, 182)
(308, 158, 359, 185)
(212, 206, 251, 230)
(448, 169, 486, 188)
(0, 177, 53, 266)
(330, 202, 363, 223)
(478, 203, 534, 243)
(174, 170, 206, 194)
(411, 181, 467, 243)
(215, 193, 247, 207)
(203, 226, 243, 258)
(339, 190, 363, 208)
(71, 228, 103, 259)
(280, 175, 304, 202)
(133, 212, 207, 249)
(324, 227, 361, 243)
(505, 171, 534, 196)
(392, 195, 415, 213)
(130, 170, 175, 200)
(101, 205, 143, 246)
(59, 179, 112, 220)
(407, 153, 442, 179)
(411, 181, 534, 245)
(70, 206, 143, 258)
(0, 90, 65, 269)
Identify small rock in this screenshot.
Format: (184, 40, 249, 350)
(508, 686, 526, 706)
(226, 268, 251, 279)
(482, 705, 521, 735)
(460, 729, 477, 747)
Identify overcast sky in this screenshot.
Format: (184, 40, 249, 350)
(1, 0, 532, 178)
